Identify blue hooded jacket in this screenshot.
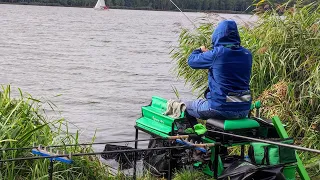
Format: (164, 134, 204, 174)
(188, 20, 252, 111)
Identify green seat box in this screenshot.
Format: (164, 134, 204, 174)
(136, 96, 184, 138)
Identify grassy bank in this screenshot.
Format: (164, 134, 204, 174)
(0, 85, 113, 179)
(171, 1, 320, 179)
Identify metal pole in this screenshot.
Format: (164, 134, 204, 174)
(133, 128, 138, 180)
(1, 138, 160, 152)
(241, 145, 245, 158)
(208, 130, 320, 154)
(213, 144, 220, 179)
(0, 146, 192, 163)
(168, 148, 172, 180)
(48, 159, 54, 180)
(255, 108, 260, 117)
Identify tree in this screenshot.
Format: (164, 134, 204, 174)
(202, 0, 210, 10)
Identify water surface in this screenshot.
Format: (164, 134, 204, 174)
(0, 4, 256, 151)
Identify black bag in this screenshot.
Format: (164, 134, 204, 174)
(143, 152, 169, 177)
(143, 139, 171, 177)
(218, 160, 257, 180)
(101, 144, 143, 169)
(218, 160, 286, 180)
(242, 166, 286, 180)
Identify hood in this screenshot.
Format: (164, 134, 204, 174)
(211, 20, 241, 47)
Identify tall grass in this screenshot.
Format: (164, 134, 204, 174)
(171, 1, 320, 178)
(0, 85, 191, 179)
(0, 85, 112, 179)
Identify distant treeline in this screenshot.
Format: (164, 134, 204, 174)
(0, 0, 315, 12)
(0, 0, 254, 12)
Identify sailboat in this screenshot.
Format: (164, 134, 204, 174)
(94, 0, 108, 10)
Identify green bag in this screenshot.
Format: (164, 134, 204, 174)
(248, 139, 297, 165)
(184, 124, 207, 135)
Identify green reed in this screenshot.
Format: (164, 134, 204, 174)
(0, 85, 111, 180)
(171, 1, 320, 178)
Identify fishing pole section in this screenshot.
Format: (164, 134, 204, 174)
(0, 135, 218, 180)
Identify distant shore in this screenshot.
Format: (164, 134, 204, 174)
(0, 2, 249, 14)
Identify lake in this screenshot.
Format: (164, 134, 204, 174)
(0, 4, 256, 152)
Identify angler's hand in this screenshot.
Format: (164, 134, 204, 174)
(200, 46, 208, 52)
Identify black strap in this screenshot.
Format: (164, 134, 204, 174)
(203, 87, 209, 98)
(266, 147, 270, 165)
(248, 145, 256, 164)
(261, 146, 270, 165)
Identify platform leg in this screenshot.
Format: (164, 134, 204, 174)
(214, 144, 220, 179)
(168, 148, 172, 180)
(133, 128, 138, 180)
(272, 116, 310, 180)
(48, 159, 54, 180)
(241, 145, 245, 158)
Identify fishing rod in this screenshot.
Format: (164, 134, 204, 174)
(0, 137, 160, 152)
(2, 131, 320, 154)
(208, 130, 320, 154)
(0, 145, 191, 163)
(0, 135, 202, 152)
(169, 0, 209, 40)
(169, 0, 198, 30)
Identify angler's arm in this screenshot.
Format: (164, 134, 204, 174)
(187, 48, 217, 69)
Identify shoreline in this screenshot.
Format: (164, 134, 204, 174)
(0, 2, 250, 14)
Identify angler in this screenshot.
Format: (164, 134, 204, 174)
(185, 20, 252, 126)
